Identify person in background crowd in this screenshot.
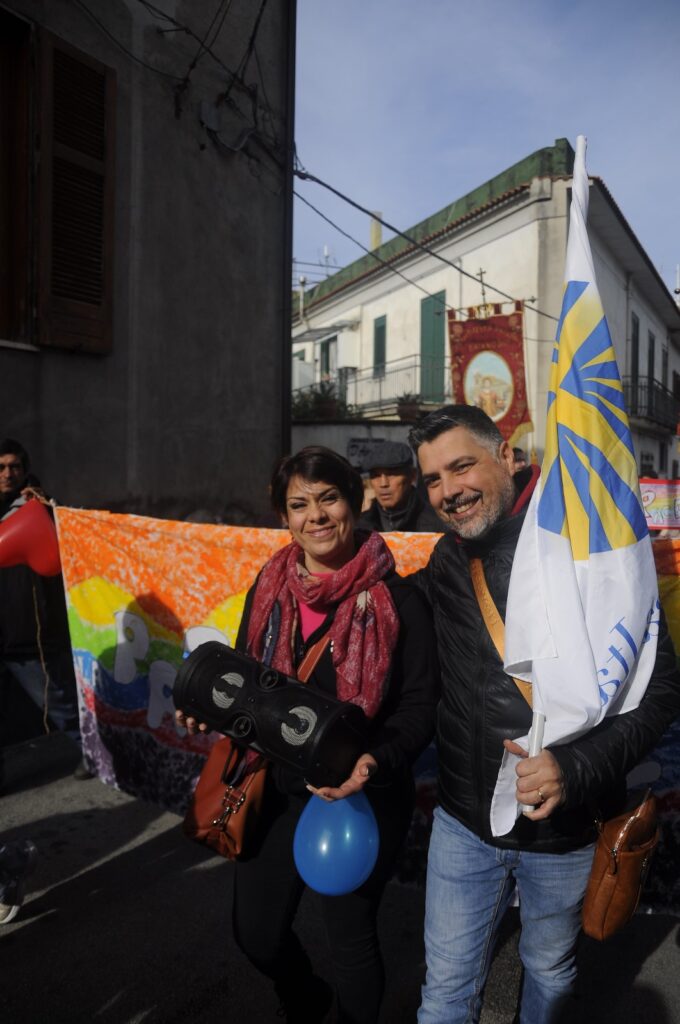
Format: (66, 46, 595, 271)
(177, 446, 439, 1024)
(0, 438, 92, 790)
(407, 406, 680, 1024)
(0, 838, 38, 924)
(358, 441, 444, 533)
(512, 446, 528, 470)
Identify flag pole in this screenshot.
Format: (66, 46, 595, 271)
(520, 710, 545, 813)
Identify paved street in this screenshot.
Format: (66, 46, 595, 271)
(1, 734, 679, 1023)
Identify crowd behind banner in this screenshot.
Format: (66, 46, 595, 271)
(55, 506, 680, 911)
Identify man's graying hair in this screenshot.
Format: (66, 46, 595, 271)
(408, 405, 504, 457)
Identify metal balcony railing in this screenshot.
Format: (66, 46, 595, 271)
(291, 354, 451, 417)
(622, 376, 680, 431)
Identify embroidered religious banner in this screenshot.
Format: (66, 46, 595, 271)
(448, 303, 532, 447)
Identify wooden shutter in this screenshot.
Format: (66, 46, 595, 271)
(37, 32, 115, 353)
(373, 315, 386, 378)
(420, 292, 446, 402)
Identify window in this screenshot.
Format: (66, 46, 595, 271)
(647, 332, 656, 381)
(659, 442, 668, 476)
(662, 346, 669, 389)
(640, 452, 655, 477)
(0, 14, 115, 352)
(630, 312, 639, 390)
(421, 292, 446, 401)
(373, 315, 386, 378)
(319, 335, 337, 378)
(674, 371, 680, 402)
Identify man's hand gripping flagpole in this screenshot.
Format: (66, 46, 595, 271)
(519, 711, 545, 814)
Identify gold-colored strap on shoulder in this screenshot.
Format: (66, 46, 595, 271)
(468, 557, 533, 709)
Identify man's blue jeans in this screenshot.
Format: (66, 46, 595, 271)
(418, 807, 595, 1024)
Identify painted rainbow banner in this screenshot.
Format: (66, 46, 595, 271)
(55, 509, 680, 908)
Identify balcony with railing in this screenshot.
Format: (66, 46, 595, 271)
(622, 376, 680, 432)
(291, 354, 450, 419)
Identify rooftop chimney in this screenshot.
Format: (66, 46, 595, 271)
(370, 213, 383, 251)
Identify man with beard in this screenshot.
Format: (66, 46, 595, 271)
(0, 439, 92, 788)
(408, 406, 680, 1024)
(357, 440, 444, 533)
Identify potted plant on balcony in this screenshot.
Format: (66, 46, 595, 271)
(312, 379, 341, 418)
(396, 392, 421, 422)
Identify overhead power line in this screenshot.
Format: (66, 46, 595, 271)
(73, 0, 184, 80)
(294, 167, 559, 323)
(295, 191, 457, 316)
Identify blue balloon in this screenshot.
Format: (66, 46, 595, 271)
(293, 790, 380, 896)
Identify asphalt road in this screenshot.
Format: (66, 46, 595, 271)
(1, 734, 679, 1023)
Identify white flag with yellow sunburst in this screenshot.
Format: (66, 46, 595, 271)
(491, 136, 660, 837)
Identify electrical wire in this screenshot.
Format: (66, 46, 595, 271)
(253, 43, 279, 146)
(135, 0, 281, 139)
(295, 190, 461, 316)
(293, 259, 341, 270)
(72, 0, 184, 81)
(219, 0, 269, 107)
(295, 166, 559, 323)
(294, 191, 558, 344)
(136, 0, 234, 79)
(179, 0, 232, 86)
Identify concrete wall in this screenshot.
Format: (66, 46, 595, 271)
(1, 0, 294, 521)
(291, 420, 412, 464)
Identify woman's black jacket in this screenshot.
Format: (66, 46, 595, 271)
(413, 472, 680, 852)
(236, 571, 440, 795)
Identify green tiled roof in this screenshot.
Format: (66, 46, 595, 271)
(303, 138, 575, 309)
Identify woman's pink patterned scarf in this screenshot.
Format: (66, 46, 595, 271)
(246, 530, 399, 718)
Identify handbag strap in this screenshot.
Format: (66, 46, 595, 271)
(468, 556, 533, 709)
(296, 633, 331, 683)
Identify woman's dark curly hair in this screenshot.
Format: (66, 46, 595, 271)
(270, 446, 363, 520)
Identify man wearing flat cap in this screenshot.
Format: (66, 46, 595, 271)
(358, 440, 445, 533)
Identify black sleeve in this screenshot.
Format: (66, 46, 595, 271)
(550, 610, 680, 810)
(366, 582, 440, 780)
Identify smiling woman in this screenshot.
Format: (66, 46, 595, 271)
(281, 476, 357, 573)
(176, 444, 439, 1023)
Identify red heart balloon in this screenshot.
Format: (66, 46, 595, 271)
(0, 499, 62, 576)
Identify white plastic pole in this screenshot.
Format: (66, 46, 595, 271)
(520, 710, 546, 813)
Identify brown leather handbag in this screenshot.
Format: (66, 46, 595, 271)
(182, 634, 330, 860)
(581, 789, 659, 941)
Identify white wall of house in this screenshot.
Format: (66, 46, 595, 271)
(293, 171, 680, 476)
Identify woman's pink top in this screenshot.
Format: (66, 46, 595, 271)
(298, 572, 332, 641)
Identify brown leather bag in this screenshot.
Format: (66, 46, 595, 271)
(182, 634, 330, 860)
(581, 789, 659, 941)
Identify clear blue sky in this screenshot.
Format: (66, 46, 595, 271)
(293, 0, 680, 298)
